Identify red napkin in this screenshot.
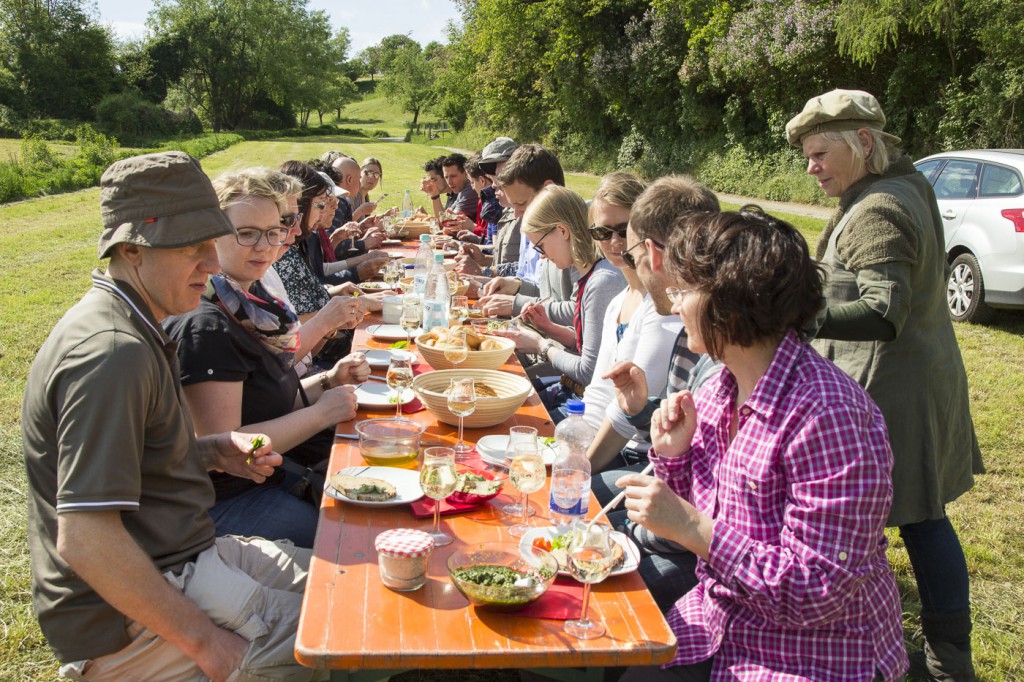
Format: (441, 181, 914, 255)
(516, 577, 585, 620)
(398, 362, 431, 414)
(409, 496, 486, 518)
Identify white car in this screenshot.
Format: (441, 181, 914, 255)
(914, 150, 1024, 322)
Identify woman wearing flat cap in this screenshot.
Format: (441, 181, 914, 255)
(786, 89, 984, 681)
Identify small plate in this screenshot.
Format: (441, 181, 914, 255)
(381, 239, 403, 246)
(355, 382, 415, 408)
(519, 527, 641, 577)
(476, 435, 556, 467)
(358, 282, 396, 292)
(324, 466, 424, 507)
(363, 349, 393, 368)
(367, 324, 422, 341)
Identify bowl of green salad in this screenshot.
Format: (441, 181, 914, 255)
(447, 542, 557, 612)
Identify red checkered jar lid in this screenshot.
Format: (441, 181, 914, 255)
(375, 528, 434, 558)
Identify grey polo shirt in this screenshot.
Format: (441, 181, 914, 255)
(21, 270, 216, 663)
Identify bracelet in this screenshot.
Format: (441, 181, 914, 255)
(430, 194, 440, 201)
(319, 372, 331, 392)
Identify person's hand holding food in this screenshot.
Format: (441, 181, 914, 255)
(650, 391, 698, 459)
(477, 294, 515, 317)
(482, 276, 520, 297)
(615, 470, 711, 560)
(320, 295, 364, 329)
(316, 384, 358, 427)
(455, 252, 484, 276)
(491, 326, 543, 354)
(332, 352, 370, 385)
(356, 256, 388, 281)
(456, 230, 482, 244)
(520, 300, 555, 335)
(361, 227, 385, 250)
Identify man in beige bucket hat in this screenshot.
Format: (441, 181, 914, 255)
(22, 151, 328, 681)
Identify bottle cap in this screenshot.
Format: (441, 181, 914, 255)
(420, 234, 431, 242)
(434, 253, 444, 262)
(565, 399, 585, 415)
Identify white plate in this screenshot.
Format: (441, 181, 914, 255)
(519, 527, 641, 577)
(363, 349, 393, 368)
(324, 466, 424, 507)
(476, 434, 557, 467)
(382, 239, 403, 246)
(355, 382, 415, 408)
(367, 324, 423, 341)
(358, 282, 396, 292)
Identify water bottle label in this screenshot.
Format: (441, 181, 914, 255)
(549, 497, 586, 517)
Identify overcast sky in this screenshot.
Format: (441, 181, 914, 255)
(92, 0, 462, 54)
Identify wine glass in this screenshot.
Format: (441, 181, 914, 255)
(419, 447, 457, 546)
(383, 259, 401, 288)
(386, 353, 414, 417)
(508, 442, 546, 537)
(400, 295, 421, 347)
(443, 333, 468, 367)
(500, 426, 539, 517)
(564, 522, 616, 639)
(449, 295, 469, 325)
(381, 215, 395, 239)
(446, 378, 476, 458)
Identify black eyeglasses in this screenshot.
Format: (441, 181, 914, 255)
(588, 222, 628, 241)
(531, 228, 556, 256)
(280, 212, 303, 229)
(234, 227, 290, 247)
(621, 238, 663, 269)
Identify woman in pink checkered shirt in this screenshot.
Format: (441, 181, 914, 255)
(615, 208, 908, 681)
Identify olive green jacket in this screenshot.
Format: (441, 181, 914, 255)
(814, 156, 983, 527)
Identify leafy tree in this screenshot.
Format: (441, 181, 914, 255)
(378, 41, 435, 127)
(0, 0, 117, 119)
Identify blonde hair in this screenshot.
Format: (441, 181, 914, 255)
(213, 167, 302, 212)
(522, 185, 600, 269)
(589, 171, 647, 224)
(820, 129, 893, 176)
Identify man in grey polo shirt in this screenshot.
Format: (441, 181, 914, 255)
(21, 151, 327, 681)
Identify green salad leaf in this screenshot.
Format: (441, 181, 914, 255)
(390, 340, 409, 349)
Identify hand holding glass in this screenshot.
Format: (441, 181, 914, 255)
(419, 447, 457, 546)
(447, 378, 476, 456)
(508, 443, 545, 537)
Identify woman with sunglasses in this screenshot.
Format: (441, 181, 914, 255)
(573, 173, 683, 474)
(351, 157, 383, 222)
(163, 169, 371, 548)
(613, 208, 906, 681)
(495, 185, 626, 416)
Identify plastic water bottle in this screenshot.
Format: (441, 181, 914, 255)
(401, 189, 414, 218)
(549, 399, 594, 532)
(422, 253, 450, 330)
(413, 234, 432, 295)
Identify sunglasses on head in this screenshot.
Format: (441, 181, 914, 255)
(587, 222, 628, 241)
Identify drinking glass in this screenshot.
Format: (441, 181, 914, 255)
(446, 378, 476, 457)
(419, 447, 457, 546)
(449, 295, 470, 325)
(400, 295, 422, 346)
(381, 215, 395, 238)
(564, 522, 616, 639)
(508, 442, 546, 537)
(386, 353, 414, 417)
(443, 333, 468, 367)
(383, 260, 401, 287)
(500, 426, 539, 517)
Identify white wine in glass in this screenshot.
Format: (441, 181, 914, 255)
(508, 443, 545, 537)
(564, 523, 616, 639)
(443, 335, 468, 366)
(419, 447, 457, 546)
(449, 295, 470, 325)
(446, 378, 476, 457)
(386, 354, 414, 417)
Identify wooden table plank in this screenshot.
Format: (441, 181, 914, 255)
(296, 267, 676, 673)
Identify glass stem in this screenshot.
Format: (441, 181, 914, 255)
(521, 492, 529, 528)
(457, 416, 464, 449)
(433, 502, 441, 535)
(578, 583, 592, 626)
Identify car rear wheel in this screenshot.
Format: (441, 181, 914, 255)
(947, 253, 994, 323)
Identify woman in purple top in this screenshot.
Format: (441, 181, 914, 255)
(615, 208, 908, 681)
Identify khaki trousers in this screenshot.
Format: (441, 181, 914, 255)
(59, 536, 328, 682)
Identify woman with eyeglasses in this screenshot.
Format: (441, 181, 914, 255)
(570, 173, 683, 473)
(163, 169, 371, 548)
(613, 208, 906, 681)
(494, 185, 626, 417)
(351, 157, 383, 222)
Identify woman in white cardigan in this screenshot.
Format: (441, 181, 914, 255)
(578, 173, 681, 473)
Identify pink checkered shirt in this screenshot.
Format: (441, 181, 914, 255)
(651, 331, 909, 681)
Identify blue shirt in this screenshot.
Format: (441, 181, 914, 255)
(515, 231, 542, 285)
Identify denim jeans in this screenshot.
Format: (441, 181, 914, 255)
(899, 514, 970, 615)
(209, 470, 319, 549)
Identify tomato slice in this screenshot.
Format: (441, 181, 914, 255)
(532, 537, 553, 552)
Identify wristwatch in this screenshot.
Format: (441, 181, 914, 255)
(319, 372, 332, 392)
(482, 267, 494, 277)
(540, 340, 556, 359)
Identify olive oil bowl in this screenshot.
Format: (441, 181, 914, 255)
(447, 542, 557, 612)
(354, 417, 426, 468)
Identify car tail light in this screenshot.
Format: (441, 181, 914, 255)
(1001, 209, 1024, 232)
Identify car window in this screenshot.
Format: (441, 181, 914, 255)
(915, 159, 944, 183)
(933, 160, 980, 199)
(979, 163, 1023, 197)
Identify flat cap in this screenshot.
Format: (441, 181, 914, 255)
(785, 89, 900, 147)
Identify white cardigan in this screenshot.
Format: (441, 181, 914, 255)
(583, 291, 681, 441)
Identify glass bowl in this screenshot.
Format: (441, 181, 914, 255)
(447, 542, 557, 612)
(354, 418, 425, 468)
(447, 461, 508, 505)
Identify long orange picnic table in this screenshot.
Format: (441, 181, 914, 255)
(294, 246, 677, 681)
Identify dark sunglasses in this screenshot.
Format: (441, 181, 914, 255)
(588, 222, 628, 241)
(621, 238, 663, 269)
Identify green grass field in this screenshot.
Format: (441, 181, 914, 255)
(1, 136, 1021, 680)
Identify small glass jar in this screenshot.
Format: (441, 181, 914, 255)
(375, 528, 434, 591)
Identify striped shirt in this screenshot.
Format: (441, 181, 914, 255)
(651, 331, 908, 680)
